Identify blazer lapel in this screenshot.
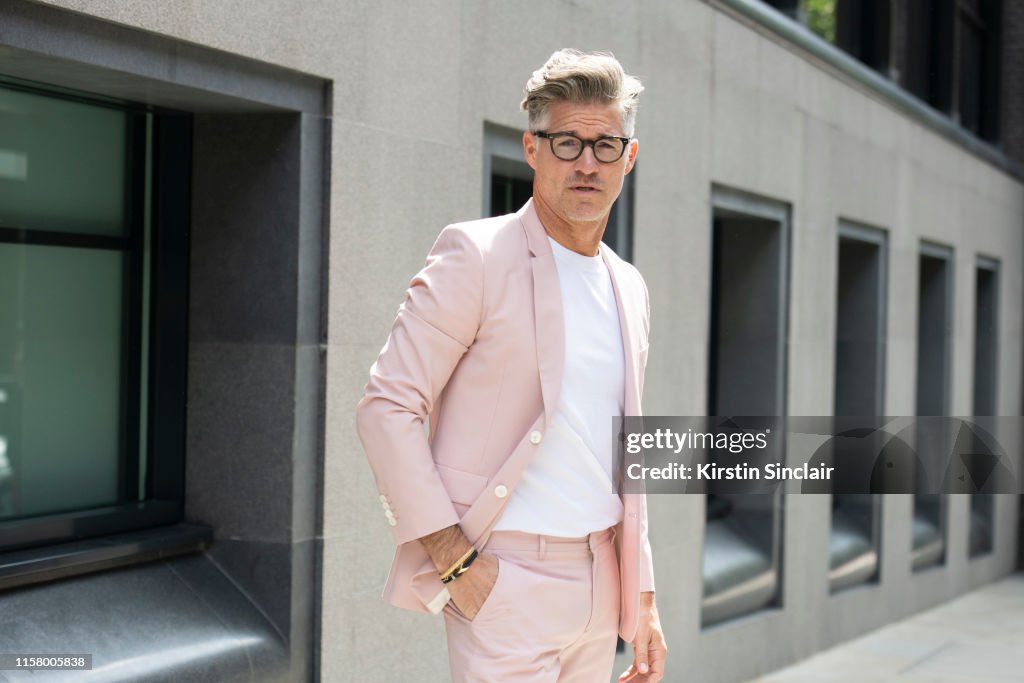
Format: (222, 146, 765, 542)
(519, 200, 564, 427)
(602, 248, 642, 417)
(602, 246, 645, 640)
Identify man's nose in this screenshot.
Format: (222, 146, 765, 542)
(573, 144, 600, 173)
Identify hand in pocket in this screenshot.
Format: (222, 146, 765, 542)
(448, 553, 501, 621)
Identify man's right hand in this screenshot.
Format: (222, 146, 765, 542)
(446, 551, 500, 620)
(418, 525, 501, 621)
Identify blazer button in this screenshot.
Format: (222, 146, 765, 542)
(494, 485, 509, 498)
(529, 430, 543, 445)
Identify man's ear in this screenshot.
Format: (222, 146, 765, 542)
(624, 138, 639, 175)
(523, 130, 538, 170)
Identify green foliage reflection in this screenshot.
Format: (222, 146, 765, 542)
(802, 0, 837, 43)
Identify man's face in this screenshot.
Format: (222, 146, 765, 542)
(523, 99, 638, 228)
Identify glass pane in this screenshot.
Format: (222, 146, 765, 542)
(489, 173, 532, 217)
(801, 0, 837, 43)
(0, 243, 124, 519)
(0, 85, 127, 236)
(958, 21, 983, 134)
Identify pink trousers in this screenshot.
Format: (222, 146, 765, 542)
(443, 527, 621, 682)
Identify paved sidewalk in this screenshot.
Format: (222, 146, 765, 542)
(753, 573, 1024, 683)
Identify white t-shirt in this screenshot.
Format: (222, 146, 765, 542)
(492, 236, 626, 536)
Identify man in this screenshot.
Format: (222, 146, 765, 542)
(357, 49, 666, 682)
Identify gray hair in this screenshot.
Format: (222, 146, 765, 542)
(521, 49, 644, 137)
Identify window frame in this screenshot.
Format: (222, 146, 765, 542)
(0, 76, 190, 553)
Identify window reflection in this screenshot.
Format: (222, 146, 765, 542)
(803, 0, 837, 43)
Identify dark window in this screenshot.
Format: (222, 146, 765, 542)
(490, 173, 533, 217)
(957, 0, 1001, 139)
(604, 172, 635, 263)
(905, 1, 943, 106)
(835, 0, 891, 71)
(912, 244, 953, 571)
(834, 226, 887, 417)
(905, 0, 956, 111)
(703, 189, 790, 627)
(903, 0, 1001, 140)
(830, 224, 887, 593)
(0, 77, 189, 552)
(917, 248, 953, 417)
(973, 259, 998, 416)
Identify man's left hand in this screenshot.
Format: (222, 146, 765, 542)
(618, 591, 667, 682)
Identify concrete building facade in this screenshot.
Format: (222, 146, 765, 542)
(0, 1, 1020, 681)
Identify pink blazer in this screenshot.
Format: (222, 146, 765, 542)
(356, 199, 655, 641)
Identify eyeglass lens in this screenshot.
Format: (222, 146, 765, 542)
(551, 135, 626, 162)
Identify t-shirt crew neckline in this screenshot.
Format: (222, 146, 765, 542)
(547, 235, 605, 273)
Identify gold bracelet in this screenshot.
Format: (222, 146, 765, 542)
(439, 546, 478, 584)
(439, 546, 476, 580)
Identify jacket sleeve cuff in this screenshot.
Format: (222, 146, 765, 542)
(388, 497, 462, 547)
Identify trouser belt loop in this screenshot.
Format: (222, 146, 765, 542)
(538, 535, 547, 561)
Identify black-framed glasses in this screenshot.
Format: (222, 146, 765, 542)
(533, 131, 631, 163)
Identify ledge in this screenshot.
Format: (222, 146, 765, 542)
(0, 523, 212, 591)
(0, 548, 290, 682)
